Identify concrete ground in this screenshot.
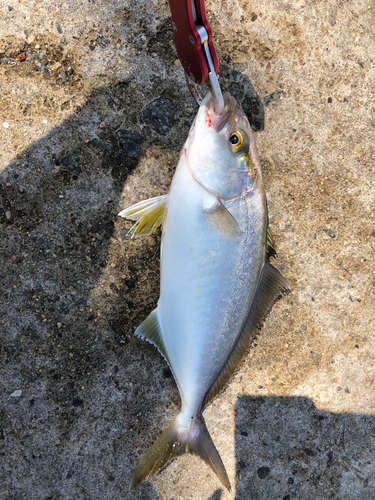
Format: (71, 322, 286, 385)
(1, 0, 374, 499)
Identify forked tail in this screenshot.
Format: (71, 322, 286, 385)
(131, 413, 231, 491)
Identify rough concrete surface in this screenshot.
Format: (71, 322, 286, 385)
(0, 0, 374, 498)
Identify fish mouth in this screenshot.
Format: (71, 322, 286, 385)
(204, 92, 237, 133)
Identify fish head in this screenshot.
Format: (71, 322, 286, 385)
(186, 92, 261, 201)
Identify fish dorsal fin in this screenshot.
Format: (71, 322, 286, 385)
(204, 202, 242, 242)
(118, 195, 168, 238)
(267, 225, 277, 258)
(201, 261, 289, 409)
(135, 309, 170, 366)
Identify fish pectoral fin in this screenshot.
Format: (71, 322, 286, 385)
(135, 309, 170, 366)
(204, 202, 242, 242)
(202, 261, 289, 408)
(118, 194, 168, 238)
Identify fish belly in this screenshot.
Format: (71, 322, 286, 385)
(158, 158, 267, 415)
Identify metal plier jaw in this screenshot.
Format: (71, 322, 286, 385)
(168, 0, 225, 114)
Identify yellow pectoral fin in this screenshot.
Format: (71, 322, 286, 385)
(118, 194, 168, 238)
(204, 202, 242, 242)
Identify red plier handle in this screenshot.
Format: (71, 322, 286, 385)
(168, 0, 225, 113)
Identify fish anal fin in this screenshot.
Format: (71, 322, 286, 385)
(118, 195, 168, 238)
(135, 309, 170, 366)
(131, 414, 230, 491)
(204, 202, 242, 242)
(202, 261, 289, 408)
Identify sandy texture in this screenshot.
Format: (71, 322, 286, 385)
(0, 0, 374, 498)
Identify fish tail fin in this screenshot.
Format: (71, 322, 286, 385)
(187, 415, 231, 491)
(131, 414, 231, 491)
(131, 417, 180, 490)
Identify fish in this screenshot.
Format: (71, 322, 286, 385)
(118, 92, 289, 491)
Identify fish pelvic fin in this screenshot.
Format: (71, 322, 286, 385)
(118, 194, 168, 238)
(131, 414, 231, 491)
(202, 261, 289, 408)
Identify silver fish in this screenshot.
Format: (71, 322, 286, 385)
(118, 92, 289, 491)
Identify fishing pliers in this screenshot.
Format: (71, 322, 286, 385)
(168, 0, 225, 114)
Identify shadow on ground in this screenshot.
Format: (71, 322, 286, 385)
(233, 396, 375, 500)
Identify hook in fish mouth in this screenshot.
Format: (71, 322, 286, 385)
(202, 93, 237, 133)
(185, 72, 227, 117)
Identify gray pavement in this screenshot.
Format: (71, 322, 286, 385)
(1, 0, 374, 498)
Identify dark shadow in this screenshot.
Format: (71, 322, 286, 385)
(235, 396, 375, 499)
(208, 489, 223, 500)
(0, 57, 264, 499)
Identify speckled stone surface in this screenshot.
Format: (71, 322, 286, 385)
(1, 0, 374, 499)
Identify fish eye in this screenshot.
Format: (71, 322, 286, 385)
(230, 134, 239, 145)
(229, 129, 245, 152)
